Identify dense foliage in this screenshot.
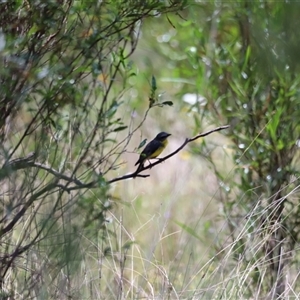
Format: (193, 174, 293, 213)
(0, 1, 186, 298)
(138, 1, 300, 298)
(1, 0, 300, 299)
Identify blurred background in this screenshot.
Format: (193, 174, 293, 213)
(1, 1, 300, 299)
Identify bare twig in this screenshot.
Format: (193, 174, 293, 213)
(108, 125, 230, 183)
(0, 126, 229, 191)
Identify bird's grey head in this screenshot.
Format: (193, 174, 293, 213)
(155, 132, 171, 140)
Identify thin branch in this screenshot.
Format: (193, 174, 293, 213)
(1, 153, 85, 186)
(0, 180, 59, 236)
(0, 126, 229, 191)
(0, 152, 37, 181)
(31, 126, 230, 191)
(30, 162, 85, 186)
(108, 125, 230, 184)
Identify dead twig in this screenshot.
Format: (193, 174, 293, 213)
(108, 125, 230, 184)
(0, 125, 229, 190)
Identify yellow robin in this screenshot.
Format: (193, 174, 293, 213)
(135, 132, 171, 172)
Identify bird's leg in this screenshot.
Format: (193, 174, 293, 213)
(136, 162, 145, 173)
(146, 159, 153, 169)
(153, 158, 164, 163)
(147, 158, 164, 169)
(152, 158, 163, 162)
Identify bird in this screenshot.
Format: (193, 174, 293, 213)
(135, 132, 171, 173)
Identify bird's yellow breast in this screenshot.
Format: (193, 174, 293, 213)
(148, 139, 168, 159)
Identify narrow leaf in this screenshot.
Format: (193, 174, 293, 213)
(161, 101, 173, 106)
(151, 75, 157, 91)
(174, 220, 203, 241)
(113, 126, 127, 132)
(138, 139, 147, 149)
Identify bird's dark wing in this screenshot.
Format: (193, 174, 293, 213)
(135, 139, 162, 166)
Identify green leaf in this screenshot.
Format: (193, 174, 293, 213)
(113, 126, 127, 132)
(106, 101, 121, 119)
(174, 220, 203, 241)
(242, 46, 251, 72)
(161, 101, 173, 106)
(151, 75, 157, 91)
(138, 139, 147, 149)
(98, 175, 107, 187)
(49, 118, 56, 129)
(276, 139, 285, 151)
(266, 107, 283, 144)
(122, 241, 136, 251)
(149, 75, 157, 107)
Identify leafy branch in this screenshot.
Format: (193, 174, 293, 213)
(0, 125, 229, 191)
(109, 125, 230, 183)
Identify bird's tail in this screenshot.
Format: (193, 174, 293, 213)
(135, 162, 144, 174)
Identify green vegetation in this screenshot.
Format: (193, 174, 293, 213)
(1, 1, 300, 299)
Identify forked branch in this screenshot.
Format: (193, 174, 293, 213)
(0, 125, 229, 190)
(108, 125, 230, 183)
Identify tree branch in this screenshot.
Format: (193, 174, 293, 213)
(108, 125, 230, 183)
(0, 125, 229, 191)
(0, 180, 59, 236)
